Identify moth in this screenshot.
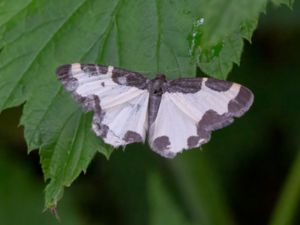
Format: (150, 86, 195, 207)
(56, 64, 254, 158)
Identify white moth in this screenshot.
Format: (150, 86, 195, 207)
(56, 63, 254, 158)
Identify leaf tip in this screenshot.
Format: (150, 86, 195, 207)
(44, 204, 61, 222)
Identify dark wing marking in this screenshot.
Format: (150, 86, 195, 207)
(164, 77, 203, 93)
(164, 77, 235, 93)
(57, 64, 148, 90)
(111, 67, 148, 89)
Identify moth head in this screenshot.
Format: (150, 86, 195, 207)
(155, 73, 166, 81)
(151, 74, 167, 95)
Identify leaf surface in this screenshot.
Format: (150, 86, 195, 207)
(188, 0, 268, 78)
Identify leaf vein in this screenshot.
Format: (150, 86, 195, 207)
(1, 0, 88, 108)
(154, 0, 162, 72)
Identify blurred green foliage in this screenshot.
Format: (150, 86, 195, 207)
(0, 148, 84, 225)
(0, 0, 300, 225)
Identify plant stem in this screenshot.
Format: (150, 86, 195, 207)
(269, 149, 300, 225)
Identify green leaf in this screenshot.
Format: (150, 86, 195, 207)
(0, 0, 293, 208)
(0, 0, 32, 28)
(197, 0, 267, 46)
(148, 172, 192, 225)
(271, 0, 294, 8)
(197, 31, 244, 79)
(39, 112, 106, 208)
(188, 0, 268, 78)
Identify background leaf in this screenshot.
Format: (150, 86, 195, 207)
(269, 148, 300, 225)
(148, 172, 192, 225)
(0, 148, 84, 225)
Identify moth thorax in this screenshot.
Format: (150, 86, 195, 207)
(152, 74, 166, 95)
